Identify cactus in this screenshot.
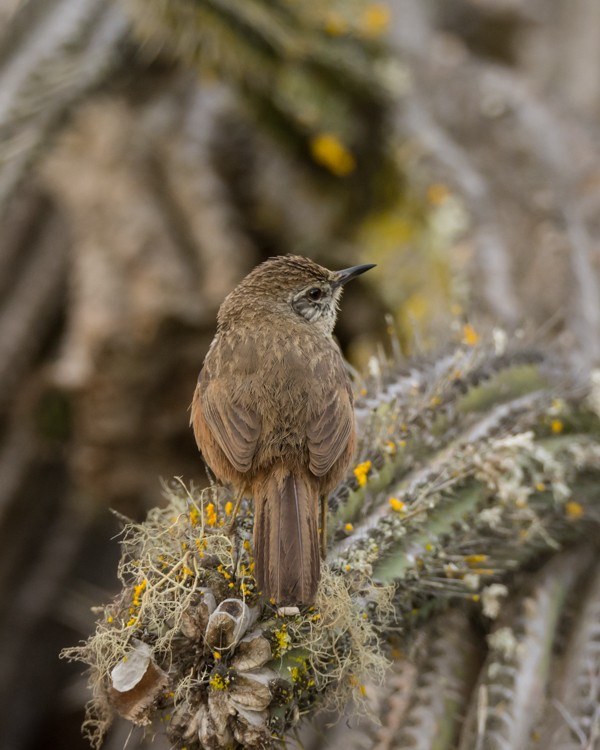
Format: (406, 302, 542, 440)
(0, 0, 129, 218)
(62, 337, 600, 748)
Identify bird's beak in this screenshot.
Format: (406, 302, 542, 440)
(333, 263, 376, 288)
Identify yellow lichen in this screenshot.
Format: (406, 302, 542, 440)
(565, 501, 584, 520)
(464, 554, 488, 565)
(353, 460, 372, 487)
(384, 440, 397, 455)
(205, 503, 217, 526)
(209, 673, 229, 690)
(462, 323, 480, 347)
(310, 133, 356, 176)
(348, 674, 367, 696)
(360, 4, 390, 37)
(389, 497, 406, 513)
(239, 581, 253, 597)
(324, 11, 348, 36)
(132, 579, 147, 605)
(274, 624, 291, 655)
(427, 182, 450, 206)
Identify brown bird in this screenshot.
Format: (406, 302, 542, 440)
(191, 255, 374, 604)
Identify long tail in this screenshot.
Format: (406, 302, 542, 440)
(253, 469, 320, 605)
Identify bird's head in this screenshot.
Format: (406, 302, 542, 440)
(219, 255, 375, 335)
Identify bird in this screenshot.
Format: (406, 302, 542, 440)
(191, 255, 375, 604)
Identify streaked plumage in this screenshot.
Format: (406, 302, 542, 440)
(191, 255, 373, 604)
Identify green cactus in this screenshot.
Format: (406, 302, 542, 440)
(62, 339, 600, 748)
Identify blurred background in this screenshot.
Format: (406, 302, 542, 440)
(1, 0, 600, 748)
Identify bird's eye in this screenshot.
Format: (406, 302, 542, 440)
(307, 287, 323, 302)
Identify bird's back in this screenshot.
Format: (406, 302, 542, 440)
(197, 323, 352, 482)
(191, 254, 371, 604)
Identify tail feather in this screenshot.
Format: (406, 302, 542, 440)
(253, 470, 320, 605)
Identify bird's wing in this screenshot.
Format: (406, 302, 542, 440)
(199, 374, 260, 474)
(306, 354, 354, 477)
